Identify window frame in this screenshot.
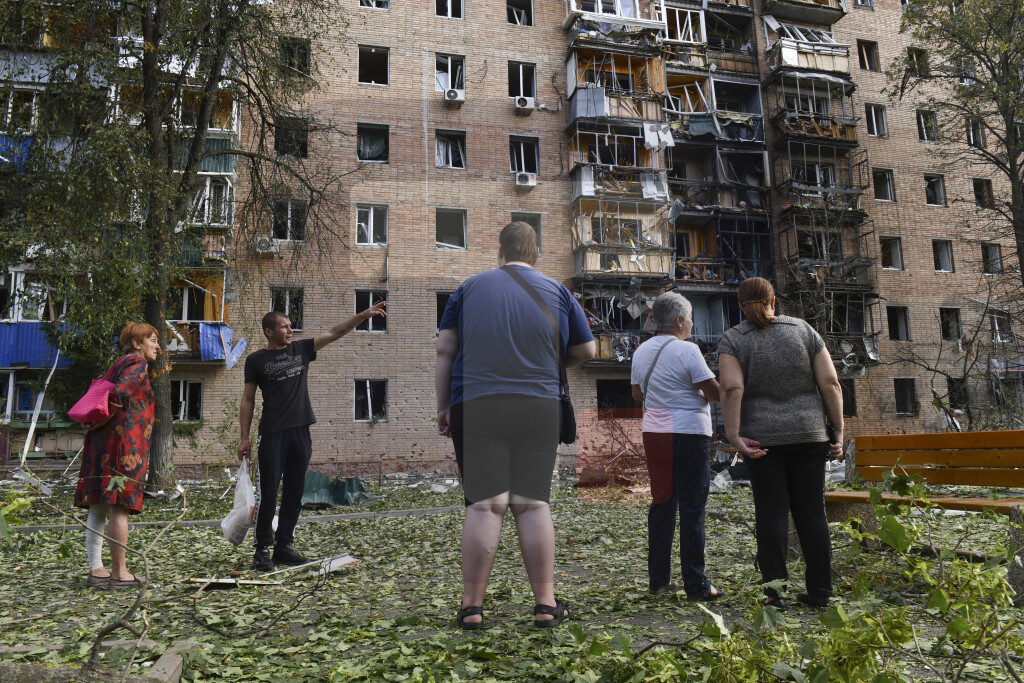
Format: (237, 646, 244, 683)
(879, 236, 903, 270)
(170, 379, 203, 422)
(887, 305, 911, 341)
(356, 123, 390, 163)
(0, 88, 39, 131)
(982, 242, 1002, 275)
(939, 307, 962, 342)
(907, 47, 930, 77)
(436, 291, 453, 330)
(924, 174, 946, 207)
(359, 0, 390, 9)
(357, 45, 389, 85)
(839, 378, 857, 417)
(436, 0, 463, 19)
(990, 310, 1013, 343)
(864, 103, 888, 137)
(354, 379, 388, 422)
(872, 167, 895, 202)
(894, 378, 918, 415)
(932, 239, 954, 272)
(507, 0, 533, 25)
(274, 116, 309, 158)
(435, 130, 467, 169)
(271, 198, 308, 241)
(355, 291, 388, 332)
(509, 136, 539, 174)
(192, 175, 234, 227)
(269, 287, 304, 330)
(435, 53, 466, 92)
(167, 285, 207, 323)
(356, 204, 388, 245)
(278, 36, 311, 77)
(857, 40, 880, 71)
(973, 178, 994, 209)
(917, 110, 939, 141)
(435, 208, 468, 249)
(508, 61, 536, 98)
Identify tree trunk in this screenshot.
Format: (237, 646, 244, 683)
(145, 281, 176, 488)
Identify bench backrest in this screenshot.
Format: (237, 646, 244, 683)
(855, 430, 1024, 488)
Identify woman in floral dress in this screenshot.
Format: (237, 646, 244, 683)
(75, 322, 159, 588)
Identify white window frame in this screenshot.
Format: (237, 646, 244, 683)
(192, 175, 234, 227)
(435, 131, 466, 169)
(925, 174, 946, 206)
(872, 168, 895, 202)
(879, 236, 903, 270)
(355, 290, 387, 332)
(436, 208, 467, 249)
(435, 54, 465, 91)
(990, 309, 1014, 343)
(0, 371, 13, 423)
(170, 379, 203, 422)
(354, 379, 388, 422)
(933, 239, 954, 272)
(272, 199, 307, 241)
(507, 0, 533, 25)
(269, 287, 304, 330)
(508, 62, 536, 98)
(359, 0, 389, 8)
(2, 270, 65, 322)
(1, 88, 39, 131)
(356, 205, 388, 245)
(865, 103, 887, 137)
(357, 45, 389, 85)
(917, 110, 938, 141)
(778, 23, 837, 44)
(509, 136, 539, 173)
(966, 118, 985, 148)
(973, 178, 994, 209)
(436, 0, 463, 19)
(168, 285, 209, 322)
(664, 7, 704, 44)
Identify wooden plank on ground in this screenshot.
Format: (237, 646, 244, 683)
(854, 466, 1024, 488)
(857, 431, 1024, 451)
(855, 449, 1024, 467)
(824, 490, 1024, 514)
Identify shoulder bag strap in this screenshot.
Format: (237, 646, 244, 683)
(103, 355, 134, 382)
(501, 265, 568, 388)
(641, 338, 678, 399)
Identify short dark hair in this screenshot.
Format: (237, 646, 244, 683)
(499, 221, 539, 266)
(262, 311, 288, 336)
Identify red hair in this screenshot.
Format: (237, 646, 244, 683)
(119, 322, 158, 353)
(737, 277, 776, 329)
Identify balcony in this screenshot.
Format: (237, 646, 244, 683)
(775, 112, 857, 143)
(563, 0, 668, 31)
(663, 42, 708, 71)
(667, 178, 719, 210)
(567, 16, 663, 51)
(774, 143, 869, 212)
(575, 243, 674, 279)
(666, 111, 764, 142)
(571, 165, 669, 202)
(762, 0, 846, 25)
(766, 39, 850, 75)
(707, 47, 757, 76)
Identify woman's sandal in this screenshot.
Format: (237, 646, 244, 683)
(457, 606, 484, 630)
(85, 574, 110, 588)
(687, 584, 725, 602)
(533, 600, 571, 628)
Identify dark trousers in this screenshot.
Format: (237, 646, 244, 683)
(745, 441, 832, 600)
(255, 426, 312, 548)
(643, 432, 711, 595)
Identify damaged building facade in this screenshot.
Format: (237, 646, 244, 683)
(2, 0, 1020, 470)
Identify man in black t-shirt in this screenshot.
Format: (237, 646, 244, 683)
(240, 303, 386, 570)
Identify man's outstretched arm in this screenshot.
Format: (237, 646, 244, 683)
(313, 301, 387, 352)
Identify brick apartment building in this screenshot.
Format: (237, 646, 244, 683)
(2, 0, 1020, 473)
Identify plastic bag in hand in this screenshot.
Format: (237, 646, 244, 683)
(221, 458, 256, 545)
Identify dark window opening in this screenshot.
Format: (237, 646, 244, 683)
(982, 243, 1001, 274)
(939, 307, 961, 341)
(947, 377, 968, 410)
(887, 306, 910, 341)
(894, 378, 918, 415)
(596, 379, 640, 420)
(507, 0, 532, 24)
(358, 45, 389, 85)
(279, 37, 311, 76)
(973, 178, 994, 209)
(357, 123, 389, 162)
(436, 291, 453, 330)
(907, 47, 930, 77)
(272, 199, 307, 241)
(436, 208, 467, 248)
(509, 136, 539, 174)
(879, 237, 903, 269)
(839, 378, 857, 417)
(508, 62, 536, 97)
(171, 380, 203, 422)
(933, 239, 954, 272)
(270, 287, 304, 330)
(354, 379, 387, 421)
(858, 41, 880, 71)
(274, 116, 308, 158)
(355, 291, 387, 331)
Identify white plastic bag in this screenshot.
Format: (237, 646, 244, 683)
(221, 458, 256, 545)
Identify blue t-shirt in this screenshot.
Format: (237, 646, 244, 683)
(440, 265, 594, 405)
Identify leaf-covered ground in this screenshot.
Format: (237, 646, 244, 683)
(1, 478, 1021, 681)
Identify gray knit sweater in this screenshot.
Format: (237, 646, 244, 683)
(718, 315, 829, 446)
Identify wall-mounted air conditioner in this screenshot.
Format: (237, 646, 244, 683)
(443, 89, 465, 107)
(255, 237, 281, 254)
(514, 172, 537, 191)
(513, 96, 535, 115)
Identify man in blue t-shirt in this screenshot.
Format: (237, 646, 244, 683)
(240, 303, 386, 571)
(436, 221, 595, 629)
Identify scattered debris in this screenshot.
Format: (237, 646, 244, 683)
(301, 472, 376, 506)
(263, 553, 359, 577)
(12, 469, 52, 496)
(188, 578, 283, 590)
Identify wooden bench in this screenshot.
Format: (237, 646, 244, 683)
(823, 430, 1024, 601)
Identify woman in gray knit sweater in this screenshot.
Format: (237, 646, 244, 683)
(718, 277, 844, 611)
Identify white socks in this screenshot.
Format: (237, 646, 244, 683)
(85, 504, 110, 571)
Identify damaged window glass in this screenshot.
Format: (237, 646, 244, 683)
(272, 199, 307, 241)
(435, 131, 466, 169)
(436, 0, 463, 18)
(354, 379, 387, 421)
(357, 205, 388, 245)
(357, 123, 389, 162)
(436, 208, 467, 249)
(508, 62, 535, 97)
(509, 136, 538, 173)
(360, 0, 389, 8)
(355, 291, 387, 332)
(435, 54, 465, 91)
(171, 380, 203, 422)
(358, 45, 389, 84)
(270, 287, 304, 329)
(274, 116, 308, 157)
(507, 0, 532, 24)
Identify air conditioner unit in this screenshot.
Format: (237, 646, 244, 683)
(255, 237, 281, 254)
(443, 88, 465, 107)
(514, 172, 537, 191)
(514, 96, 535, 115)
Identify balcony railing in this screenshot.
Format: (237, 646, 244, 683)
(572, 165, 669, 202)
(707, 0, 751, 8)
(707, 48, 757, 76)
(575, 243, 674, 279)
(664, 110, 764, 142)
(667, 178, 719, 208)
(766, 40, 850, 74)
(662, 42, 708, 69)
(775, 112, 857, 142)
(763, 0, 846, 23)
(675, 257, 733, 284)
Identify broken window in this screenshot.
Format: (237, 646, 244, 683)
(947, 377, 968, 409)
(907, 47, 930, 77)
(168, 286, 207, 322)
(958, 58, 976, 85)
(507, 0, 532, 25)
(436, 291, 453, 329)
(1, 272, 65, 322)
(887, 306, 910, 341)
(272, 199, 307, 241)
(274, 116, 308, 157)
(435, 131, 466, 169)
(436, 208, 467, 249)
(974, 179, 994, 209)
(357, 123, 389, 162)
(939, 307, 961, 341)
(932, 239, 954, 272)
(840, 379, 857, 417)
(596, 379, 639, 420)
(358, 45, 389, 85)
(879, 236, 903, 270)
(193, 176, 234, 226)
(509, 136, 539, 174)
(917, 110, 938, 141)
(270, 287, 304, 329)
(436, 0, 463, 18)
(865, 103, 887, 137)
(279, 37, 311, 76)
(872, 168, 894, 202)
(924, 174, 946, 206)
(435, 54, 465, 91)
(171, 380, 203, 422)
(38, 86, 107, 135)
(966, 118, 985, 148)
(990, 310, 1013, 343)
(854, 0, 873, 8)
(360, 0, 389, 8)
(1, 88, 37, 131)
(354, 379, 387, 421)
(982, 243, 1001, 274)
(508, 62, 536, 97)
(894, 378, 918, 415)
(355, 291, 387, 332)
(510, 212, 541, 252)
(792, 161, 835, 187)
(797, 230, 840, 260)
(857, 40, 879, 71)
(357, 205, 388, 245)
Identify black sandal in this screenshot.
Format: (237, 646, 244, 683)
(687, 584, 725, 602)
(457, 605, 484, 630)
(533, 600, 571, 628)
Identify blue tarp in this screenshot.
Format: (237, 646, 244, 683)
(198, 322, 247, 369)
(0, 322, 70, 369)
(0, 134, 32, 170)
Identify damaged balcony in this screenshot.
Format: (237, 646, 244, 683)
(571, 199, 674, 279)
(568, 17, 663, 52)
(766, 72, 857, 143)
(659, 6, 707, 71)
(165, 270, 244, 365)
(762, 18, 850, 75)
(568, 121, 671, 202)
(779, 216, 876, 290)
(563, 0, 669, 31)
(568, 49, 667, 121)
(671, 212, 771, 285)
(783, 288, 881, 370)
(666, 146, 768, 213)
(578, 281, 661, 363)
(762, 0, 847, 27)
(666, 78, 763, 142)
(668, 289, 742, 355)
(704, 10, 757, 77)
(773, 140, 868, 212)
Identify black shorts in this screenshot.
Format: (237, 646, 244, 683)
(450, 394, 559, 505)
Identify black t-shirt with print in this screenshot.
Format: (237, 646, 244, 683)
(244, 338, 317, 435)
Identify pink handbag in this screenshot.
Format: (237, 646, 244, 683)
(68, 357, 131, 424)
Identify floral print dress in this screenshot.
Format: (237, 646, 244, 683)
(74, 354, 155, 513)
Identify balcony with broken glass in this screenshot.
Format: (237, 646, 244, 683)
(671, 212, 771, 286)
(563, 0, 668, 31)
(568, 122, 671, 202)
(578, 281, 661, 363)
(568, 50, 668, 122)
(783, 288, 881, 368)
(763, 19, 850, 75)
(766, 71, 857, 143)
(659, 5, 708, 71)
(762, 0, 847, 26)
(571, 200, 674, 279)
(778, 216, 876, 292)
(773, 141, 868, 212)
(704, 11, 757, 77)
